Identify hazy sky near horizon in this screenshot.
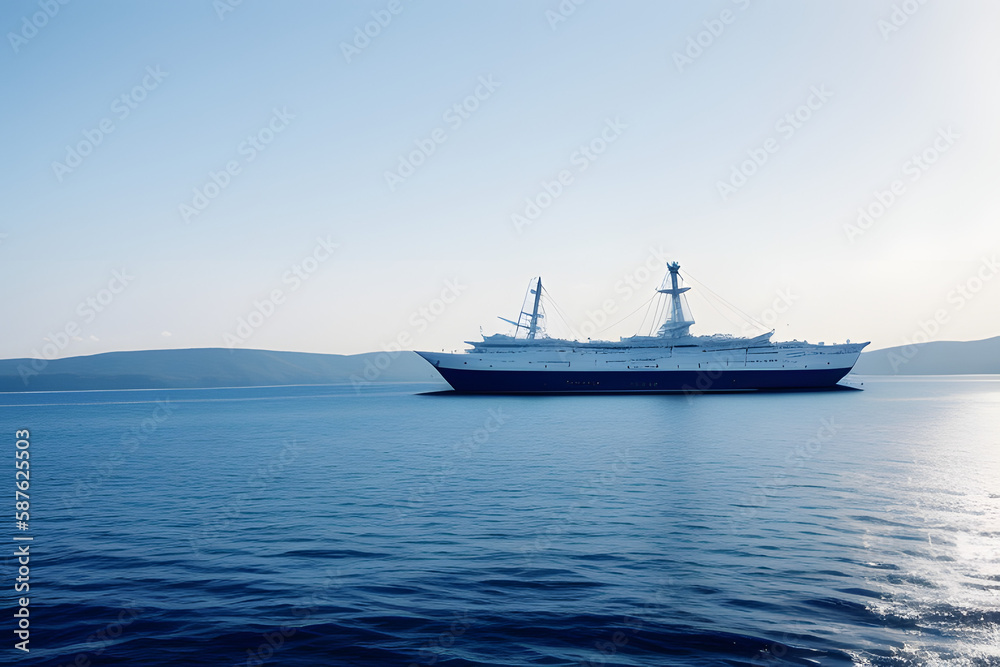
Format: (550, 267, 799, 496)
(2, 0, 998, 359)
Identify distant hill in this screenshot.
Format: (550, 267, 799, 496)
(853, 336, 1000, 375)
(0, 348, 443, 392)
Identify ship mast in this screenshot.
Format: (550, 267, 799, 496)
(527, 277, 542, 339)
(498, 277, 544, 339)
(656, 262, 695, 338)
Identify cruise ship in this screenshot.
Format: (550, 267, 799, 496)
(417, 262, 868, 394)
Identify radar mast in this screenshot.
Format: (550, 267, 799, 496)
(656, 262, 695, 338)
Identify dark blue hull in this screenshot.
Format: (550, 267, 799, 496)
(432, 367, 855, 394)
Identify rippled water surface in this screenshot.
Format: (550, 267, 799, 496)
(4, 377, 999, 666)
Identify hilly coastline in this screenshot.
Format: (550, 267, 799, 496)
(851, 335, 1000, 375)
(0, 348, 442, 392)
(0, 337, 997, 392)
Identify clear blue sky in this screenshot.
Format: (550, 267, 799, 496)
(2, 0, 998, 359)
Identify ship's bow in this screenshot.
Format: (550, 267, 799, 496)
(415, 351, 461, 390)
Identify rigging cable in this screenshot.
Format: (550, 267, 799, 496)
(540, 285, 580, 337)
(694, 288, 745, 331)
(594, 292, 658, 336)
(648, 293, 666, 336)
(637, 291, 658, 336)
(681, 269, 769, 332)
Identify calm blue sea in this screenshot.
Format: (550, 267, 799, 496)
(3, 377, 999, 666)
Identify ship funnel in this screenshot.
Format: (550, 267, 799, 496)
(655, 262, 695, 338)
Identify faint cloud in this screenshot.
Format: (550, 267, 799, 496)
(161, 331, 172, 337)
